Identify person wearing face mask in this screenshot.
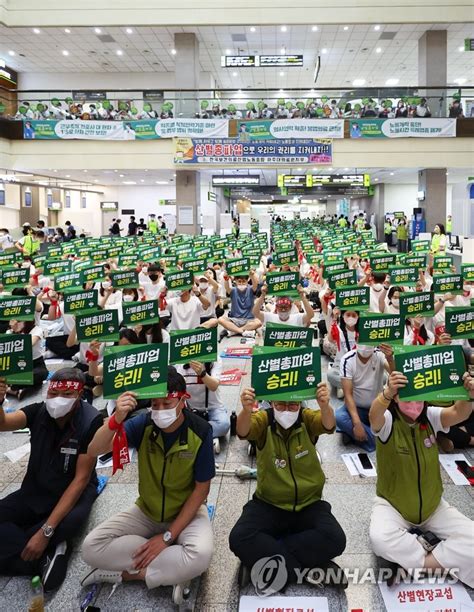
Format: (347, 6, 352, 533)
(358, 271, 387, 313)
(327, 310, 359, 399)
(369, 370, 474, 588)
(404, 315, 434, 345)
(0, 369, 103, 591)
(5, 319, 47, 401)
(218, 272, 261, 338)
(253, 285, 314, 328)
(196, 271, 219, 325)
(379, 284, 404, 314)
(229, 384, 347, 592)
(167, 285, 213, 331)
(97, 277, 122, 312)
(82, 367, 215, 596)
(141, 265, 166, 300)
(430, 224, 447, 255)
(337, 343, 395, 451)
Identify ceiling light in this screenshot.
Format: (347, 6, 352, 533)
(140, 179, 145, 183)
(155, 180, 168, 185)
(250, 26, 256, 32)
(280, 47, 286, 54)
(144, 169, 148, 172)
(344, 167, 349, 171)
(297, 167, 303, 172)
(171, 48, 177, 55)
(53, 169, 57, 173)
(116, 49, 123, 56)
(375, 47, 382, 53)
(280, 26, 287, 32)
(279, 71, 285, 76)
(386, 78, 399, 85)
(446, 172, 449, 176)
(321, 48, 328, 54)
(126, 27, 133, 34)
(83, 169, 88, 173)
(374, 25, 380, 31)
(119, 174, 125, 177)
(33, 28, 41, 34)
(225, 48, 232, 54)
(458, 46, 464, 52)
(232, 71, 238, 77)
(94, 179, 99, 182)
(94, 28, 102, 34)
(343, 26, 349, 31)
(64, 28, 71, 34)
(62, 50, 69, 56)
(390, 172, 394, 176)
(454, 77, 466, 85)
(122, 181, 137, 185)
(8, 50, 15, 56)
(312, 26, 318, 31)
(375, 177, 379, 181)
(279, 88, 285, 93)
(114, 169, 118, 173)
(353, 79, 365, 86)
(65, 174, 71, 178)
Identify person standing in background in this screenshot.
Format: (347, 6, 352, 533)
(110, 219, 122, 237)
(384, 217, 393, 247)
(396, 218, 408, 253)
(128, 216, 138, 236)
(65, 221, 75, 240)
(148, 214, 158, 235)
(137, 218, 147, 236)
(446, 215, 452, 248)
(0, 228, 14, 251)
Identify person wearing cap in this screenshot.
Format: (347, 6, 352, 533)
(82, 366, 215, 595)
(253, 284, 314, 327)
(0, 368, 103, 591)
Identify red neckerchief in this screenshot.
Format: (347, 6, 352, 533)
(108, 414, 130, 475)
(412, 328, 426, 345)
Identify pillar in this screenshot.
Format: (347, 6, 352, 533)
(418, 30, 447, 116)
(418, 169, 447, 233)
(175, 170, 200, 235)
(174, 33, 200, 118)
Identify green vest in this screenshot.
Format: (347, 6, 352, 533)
(23, 234, 39, 256)
(376, 410, 442, 524)
(148, 219, 158, 234)
(384, 222, 392, 235)
(338, 218, 346, 227)
(255, 409, 325, 512)
(431, 233, 441, 253)
(136, 410, 210, 522)
(397, 224, 408, 240)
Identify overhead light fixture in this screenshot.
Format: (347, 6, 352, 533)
(385, 78, 399, 85)
(280, 47, 286, 54)
(454, 77, 466, 85)
(321, 48, 328, 54)
(344, 167, 349, 171)
(280, 25, 287, 32)
(297, 167, 303, 172)
(225, 48, 232, 54)
(114, 169, 118, 173)
(446, 172, 449, 176)
(312, 26, 318, 31)
(343, 26, 349, 31)
(122, 181, 137, 185)
(140, 179, 145, 183)
(94, 27, 102, 34)
(250, 26, 256, 32)
(33, 28, 41, 34)
(390, 172, 394, 176)
(126, 27, 133, 34)
(94, 179, 99, 182)
(353, 78, 365, 86)
(155, 180, 168, 185)
(171, 48, 177, 55)
(119, 174, 125, 177)
(8, 50, 15, 56)
(64, 28, 71, 34)
(458, 45, 464, 52)
(232, 71, 238, 77)
(279, 88, 285, 93)
(279, 71, 285, 76)
(62, 50, 69, 56)
(375, 47, 382, 53)
(65, 174, 71, 178)
(374, 25, 381, 31)
(116, 49, 123, 56)
(374, 177, 379, 181)
(83, 169, 88, 173)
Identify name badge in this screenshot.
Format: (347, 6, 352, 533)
(60, 447, 78, 455)
(295, 450, 309, 460)
(178, 451, 193, 459)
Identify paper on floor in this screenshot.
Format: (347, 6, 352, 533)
(4, 442, 31, 463)
(239, 595, 329, 612)
(379, 578, 473, 611)
(439, 453, 471, 485)
(341, 452, 377, 478)
(96, 448, 134, 469)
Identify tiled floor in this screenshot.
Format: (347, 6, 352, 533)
(1, 336, 473, 611)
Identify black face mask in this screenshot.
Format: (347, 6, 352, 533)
(149, 274, 159, 282)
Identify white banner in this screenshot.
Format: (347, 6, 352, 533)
(53, 120, 136, 140)
(382, 118, 457, 138)
(155, 118, 229, 138)
(239, 595, 329, 612)
(269, 119, 344, 139)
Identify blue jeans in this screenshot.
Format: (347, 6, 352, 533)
(208, 406, 230, 438)
(335, 404, 375, 452)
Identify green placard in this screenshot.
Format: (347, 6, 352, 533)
(433, 256, 453, 270)
(0, 267, 30, 289)
(432, 273, 462, 294)
(80, 264, 106, 284)
(91, 248, 108, 262)
(251, 345, 322, 401)
(43, 259, 72, 277)
(54, 272, 82, 292)
(411, 240, 430, 253)
(335, 286, 370, 310)
(63, 290, 98, 316)
(462, 264, 474, 282)
(445, 306, 474, 339)
(402, 254, 426, 269)
(0, 333, 33, 385)
(399, 291, 435, 318)
(106, 246, 122, 259)
(103, 343, 168, 399)
(394, 344, 469, 402)
(358, 313, 404, 345)
(323, 250, 342, 264)
(118, 254, 138, 268)
(0, 296, 36, 320)
(110, 270, 139, 289)
(225, 257, 250, 277)
(370, 253, 396, 273)
(264, 322, 313, 348)
(265, 271, 299, 297)
(122, 299, 160, 327)
(326, 269, 357, 289)
(47, 246, 62, 259)
(323, 262, 347, 277)
(76, 309, 120, 342)
(182, 258, 207, 275)
(169, 327, 218, 365)
(388, 265, 419, 287)
(0, 252, 21, 267)
(273, 249, 298, 267)
(193, 247, 212, 259)
(165, 269, 194, 291)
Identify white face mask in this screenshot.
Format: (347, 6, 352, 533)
(391, 298, 400, 307)
(151, 406, 179, 429)
(357, 345, 375, 358)
(372, 283, 383, 291)
(237, 284, 247, 292)
(142, 266, 148, 274)
(21, 262, 31, 269)
(463, 284, 473, 295)
(123, 295, 134, 302)
(278, 311, 290, 321)
(273, 409, 299, 430)
(102, 281, 112, 290)
(199, 282, 209, 291)
(344, 315, 358, 327)
(46, 395, 77, 419)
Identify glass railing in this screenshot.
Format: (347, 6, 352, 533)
(0, 86, 472, 120)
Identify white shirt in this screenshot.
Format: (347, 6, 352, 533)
(264, 312, 305, 327)
(369, 286, 383, 313)
(374, 406, 449, 442)
(198, 286, 217, 317)
(59, 301, 76, 335)
(332, 325, 358, 367)
(404, 325, 434, 345)
(167, 295, 202, 331)
(0, 233, 14, 251)
(30, 325, 44, 360)
(175, 362, 224, 411)
(340, 349, 387, 408)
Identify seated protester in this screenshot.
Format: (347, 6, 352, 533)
(326, 310, 359, 399)
(167, 286, 212, 331)
(136, 321, 170, 344)
(358, 271, 387, 313)
(82, 367, 214, 594)
(140, 265, 166, 300)
(369, 371, 474, 588)
(44, 289, 80, 360)
(175, 360, 230, 453)
(229, 385, 347, 591)
(337, 343, 395, 451)
(67, 325, 105, 405)
(5, 319, 48, 401)
(404, 315, 434, 346)
(0, 369, 103, 591)
(196, 271, 219, 325)
(252, 285, 314, 328)
(218, 271, 261, 338)
(378, 284, 404, 314)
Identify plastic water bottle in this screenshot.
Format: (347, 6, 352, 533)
(230, 411, 237, 436)
(28, 576, 44, 612)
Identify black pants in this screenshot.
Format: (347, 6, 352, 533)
(74, 362, 95, 404)
(46, 334, 79, 360)
(229, 496, 346, 581)
(0, 485, 97, 576)
(10, 356, 48, 395)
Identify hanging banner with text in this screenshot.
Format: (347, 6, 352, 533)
(0, 334, 33, 385)
(236, 119, 344, 140)
(264, 322, 313, 348)
(174, 138, 333, 165)
(169, 327, 218, 365)
(349, 118, 456, 139)
(103, 343, 168, 399)
(394, 344, 469, 402)
(251, 345, 322, 401)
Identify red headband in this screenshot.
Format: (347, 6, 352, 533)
(276, 297, 292, 307)
(48, 380, 84, 392)
(165, 391, 191, 400)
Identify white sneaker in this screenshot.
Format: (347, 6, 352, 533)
(81, 568, 122, 588)
(71, 352, 80, 362)
(242, 330, 256, 338)
(213, 438, 220, 454)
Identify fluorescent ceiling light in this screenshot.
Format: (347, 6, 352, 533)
(126, 28, 133, 34)
(454, 78, 466, 85)
(458, 46, 464, 52)
(279, 71, 285, 77)
(64, 28, 71, 34)
(353, 79, 365, 86)
(119, 174, 125, 177)
(171, 49, 177, 55)
(116, 50, 123, 56)
(375, 47, 382, 53)
(280, 47, 286, 54)
(122, 181, 137, 185)
(281, 26, 287, 32)
(62, 50, 69, 56)
(312, 26, 318, 31)
(33, 28, 41, 34)
(250, 26, 256, 32)
(374, 25, 380, 31)
(94, 28, 102, 34)
(385, 78, 399, 85)
(8, 50, 15, 56)
(321, 48, 328, 54)
(155, 181, 168, 185)
(225, 48, 232, 54)
(232, 71, 238, 77)
(343, 26, 349, 31)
